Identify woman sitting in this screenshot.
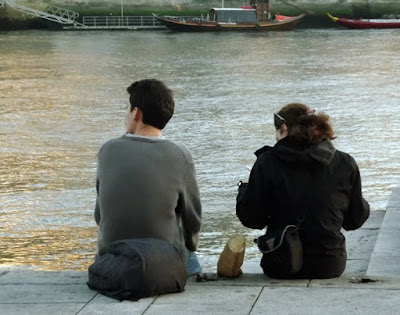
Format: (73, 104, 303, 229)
(236, 103, 370, 279)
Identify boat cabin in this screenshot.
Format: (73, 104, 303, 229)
(209, 8, 257, 23)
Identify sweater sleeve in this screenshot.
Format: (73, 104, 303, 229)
(342, 157, 370, 231)
(179, 150, 202, 252)
(236, 157, 270, 229)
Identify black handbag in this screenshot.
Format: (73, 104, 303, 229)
(255, 225, 303, 276)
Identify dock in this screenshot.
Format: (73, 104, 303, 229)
(2, 0, 173, 31)
(1, 187, 400, 314)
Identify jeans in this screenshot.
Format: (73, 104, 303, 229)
(185, 250, 202, 276)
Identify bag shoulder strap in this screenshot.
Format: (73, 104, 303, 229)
(256, 225, 297, 254)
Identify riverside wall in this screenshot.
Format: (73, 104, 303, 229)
(1, 0, 400, 29)
(0, 1, 46, 19)
(0, 0, 47, 29)
(47, 0, 400, 16)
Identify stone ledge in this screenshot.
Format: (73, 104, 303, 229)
(367, 187, 400, 277)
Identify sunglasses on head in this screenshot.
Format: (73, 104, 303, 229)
(274, 109, 316, 129)
(274, 112, 286, 129)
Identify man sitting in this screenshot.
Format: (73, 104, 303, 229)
(94, 79, 202, 276)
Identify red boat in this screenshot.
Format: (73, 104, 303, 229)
(328, 13, 400, 29)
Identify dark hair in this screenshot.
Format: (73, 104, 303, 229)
(127, 79, 175, 130)
(276, 103, 334, 144)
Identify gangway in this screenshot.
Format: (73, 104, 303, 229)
(3, 0, 85, 26)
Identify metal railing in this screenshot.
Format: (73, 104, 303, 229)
(4, 0, 83, 25)
(82, 15, 204, 28)
(83, 16, 161, 28)
(45, 5, 79, 21)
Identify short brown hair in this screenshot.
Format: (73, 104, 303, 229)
(127, 79, 174, 130)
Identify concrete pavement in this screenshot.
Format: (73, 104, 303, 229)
(0, 188, 399, 314)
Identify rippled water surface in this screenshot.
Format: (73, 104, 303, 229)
(1, 29, 399, 270)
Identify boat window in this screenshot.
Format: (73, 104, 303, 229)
(211, 9, 257, 23)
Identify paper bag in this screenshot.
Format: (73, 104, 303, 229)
(217, 234, 246, 278)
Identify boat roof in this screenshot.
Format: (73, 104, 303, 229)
(210, 8, 256, 11)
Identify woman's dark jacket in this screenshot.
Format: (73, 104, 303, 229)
(236, 137, 370, 278)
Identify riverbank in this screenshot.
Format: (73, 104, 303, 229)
(1, 0, 400, 30)
(1, 187, 399, 314)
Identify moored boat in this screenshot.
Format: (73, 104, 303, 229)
(153, 7, 305, 32)
(328, 13, 400, 29)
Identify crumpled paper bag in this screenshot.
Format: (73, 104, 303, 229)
(217, 234, 246, 278)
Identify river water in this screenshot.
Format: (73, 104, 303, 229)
(0, 28, 399, 270)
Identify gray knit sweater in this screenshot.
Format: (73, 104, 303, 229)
(94, 134, 202, 258)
